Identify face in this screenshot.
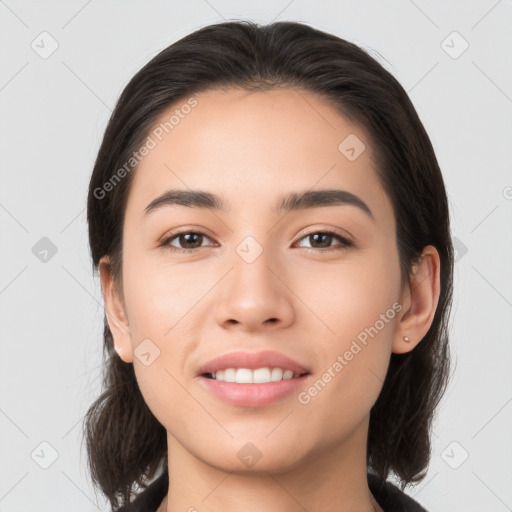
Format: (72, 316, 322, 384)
(104, 88, 407, 474)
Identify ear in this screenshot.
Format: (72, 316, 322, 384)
(98, 256, 134, 363)
(393, 245, 441, 354)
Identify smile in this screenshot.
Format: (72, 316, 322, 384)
(204, 367, 305, 383)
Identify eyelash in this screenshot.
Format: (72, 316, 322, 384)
(159, 229, 353, 254)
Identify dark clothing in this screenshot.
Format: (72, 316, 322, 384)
(118, 469, 428, 512)
(367, 473, 428, 511)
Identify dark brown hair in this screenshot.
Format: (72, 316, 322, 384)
(84, 20, 453, 510)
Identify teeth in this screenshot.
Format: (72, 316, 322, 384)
(211, 367, 301, 383)
(271, 368, 283, 381)
(224, 368, 236, 382)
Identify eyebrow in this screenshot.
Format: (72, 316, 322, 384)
(144, 188, 374, 220)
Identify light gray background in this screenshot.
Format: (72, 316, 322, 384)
(1, 1, 511, 511)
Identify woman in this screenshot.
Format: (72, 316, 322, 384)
(84, 20, 453, 512)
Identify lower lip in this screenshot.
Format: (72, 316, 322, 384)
(199, 374, 309, 407)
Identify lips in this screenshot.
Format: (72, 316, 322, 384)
(197, 350, 311, 407)
(197, 350, 310, 377)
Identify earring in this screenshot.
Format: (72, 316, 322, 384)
(403, 336, 411, 343)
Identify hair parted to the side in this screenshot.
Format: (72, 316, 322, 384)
(84, 20, 453, 511)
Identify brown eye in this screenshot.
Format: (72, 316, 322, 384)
(161, 231, 214, 252)
(295, 230, 352, 252)
(175, 233, 205, 249)
(305, 233, 334, 249)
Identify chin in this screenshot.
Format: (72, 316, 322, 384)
(197, 438, 308, 475)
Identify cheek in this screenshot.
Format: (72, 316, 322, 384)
(121, 247, 205, 338)
(303, 249, 400, 397)
(298, 249, 400, 342)
(123, 250, 202, 427)
(296, 260, 399, 441)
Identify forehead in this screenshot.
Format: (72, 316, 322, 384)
(125, 88, 394, 233)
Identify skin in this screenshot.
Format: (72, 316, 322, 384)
(99, 88, 440, 512)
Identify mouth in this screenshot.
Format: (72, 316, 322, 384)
(197, 350, 311, 407)
(197, 349, 310, 378)
(202, 367, 309, 383)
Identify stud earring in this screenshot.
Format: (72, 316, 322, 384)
(403, 336, 411, 343)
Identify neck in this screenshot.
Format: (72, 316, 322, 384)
(160, 415, 383, 512)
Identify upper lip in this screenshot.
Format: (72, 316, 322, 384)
(197, 350, 310, 376)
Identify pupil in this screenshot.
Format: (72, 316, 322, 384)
(311, 233, 331, 248)
(181, 233, 202, 248)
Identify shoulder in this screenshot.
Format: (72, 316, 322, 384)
(115, 469, 428, 512)
(368, 473, 429, 512)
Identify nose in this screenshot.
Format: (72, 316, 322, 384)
(214, 247, 295, 333)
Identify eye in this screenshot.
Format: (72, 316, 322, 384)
(160, 231, 216, 253)
(294, 230, 353, 252)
